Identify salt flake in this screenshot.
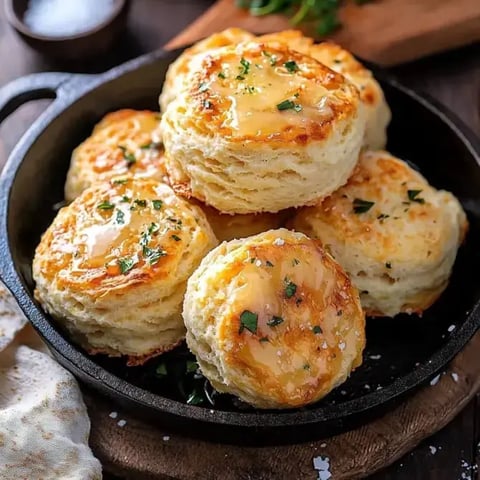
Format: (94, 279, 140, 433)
(313, 455, 332, 479)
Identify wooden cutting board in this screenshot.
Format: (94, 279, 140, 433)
(166, 0, 480, 66)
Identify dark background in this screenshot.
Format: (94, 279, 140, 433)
(0, 0, 479, 478)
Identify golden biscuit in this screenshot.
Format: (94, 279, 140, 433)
(33, 178, 218, 364)
(65, 109, 166, 201)
(161, 41, 366, 213)
(183, 228, 365, 408)
(290, 150, 468, 317)
(200, 204, 292, 242)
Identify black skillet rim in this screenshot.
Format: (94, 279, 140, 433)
(0, 47, 479, 429)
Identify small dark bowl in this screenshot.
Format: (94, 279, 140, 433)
(5, 0, 130, 60)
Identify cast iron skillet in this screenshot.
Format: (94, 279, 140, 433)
(0, 48, 479, 445)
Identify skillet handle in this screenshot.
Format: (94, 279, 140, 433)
(0, 72, 73, 122)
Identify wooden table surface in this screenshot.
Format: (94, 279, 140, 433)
(0, 1, 479, 478)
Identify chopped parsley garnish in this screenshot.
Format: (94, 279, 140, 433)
(118, 145, 136, 166)
(155, 363, 167, 376)
(217, 71, 226, 79)
(144, 247, 167, 265)
(139, 223, 165, 265)
(112, 178, 129, 185)
(239, 57, 251, 76)
(203, 99, 213, 109)
(265, 260, 274, 267)
(407, 189, 425, 204)
(140, 142, 162, 150)
(377, 213, 390, 221)
(312, 325, 322, 334)
(334, 59, 342, 64)
(337, 310, 343, 316)
(284, 278, 297, 298)
(239, 310, 258, 334)
(97, 200, 114, 210)
(262, 50, 277, 66)
(186, 360, 198, 373)
(353, 198, 374, 214)
(141, 231, 153, 248)
(167, 217, 182, 230)
(152, 199, 163, 210)
(267, 316, 284, 327)
(198, 82, 209, 93)
(140, 232, 149, 248)
(259, 336, 269, 343)
(284, 60, 299, 73)
(245, 85, 256, 94)
(148, 222, 159, 235)
(303, 364, 310, 370)
(118, 257, 135, 274)
(386, 262, 392, 269)
(186, 389, 204, 405)
(277, 99, 302, 112)
(292, 258, 300, 266)
(121, 195, 130, 203)
(115, 209, 125, 225)
(171, 234, 181, 242)
(134, 199, 147, 208)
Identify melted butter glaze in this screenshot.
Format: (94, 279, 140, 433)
(74, 110, 164, 176)
(42, 179, 203, 288)
(216, 233, 365, 407)
(188, 42, 358, 142)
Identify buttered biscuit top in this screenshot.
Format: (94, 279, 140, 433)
(33, 178, 217, 364)
(290, 150, 468, 317)
(161, 41, 366, 214)
(65, 109, 166, 202)
(159, 27, 255, 112)
(183, 229, 366, 409)
(164, 42, 359, 142)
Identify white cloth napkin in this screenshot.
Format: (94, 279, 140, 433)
(0, 283, 102, 480)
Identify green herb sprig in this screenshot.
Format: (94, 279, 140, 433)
(236, 0, 371, 36)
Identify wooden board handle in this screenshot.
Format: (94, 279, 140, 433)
(165, 0, 480, 66)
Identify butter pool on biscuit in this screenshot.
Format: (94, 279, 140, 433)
(290, 150, 468, 317)
(161, 41, 366, 214)
(258, 31, 391, 149)
(65, 109, 166, 202)
(183, 229, 366, 409)
(33, 178, 218, 364)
